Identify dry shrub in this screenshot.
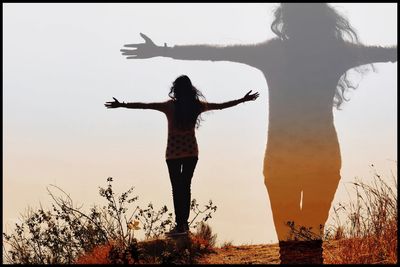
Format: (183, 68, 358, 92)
(193, 221, 217, 249)
(75, 244, 112, 264)
(324, 167, 397, 264)
(74, 239, 140, 264)
(220, 241, 234, 249)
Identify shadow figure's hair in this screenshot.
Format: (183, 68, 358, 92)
(168, 75, 205, 130)
(271, 3, 373, 109)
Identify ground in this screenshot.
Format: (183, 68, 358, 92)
(197, 242, 339, 264)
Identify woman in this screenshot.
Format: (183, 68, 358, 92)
(105, 75, 259, 236)
(120, 3, 397, 263)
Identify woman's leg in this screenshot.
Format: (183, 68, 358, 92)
(166, 158, 185, 230)
(180, 157, 198, 230)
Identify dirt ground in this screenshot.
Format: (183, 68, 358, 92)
(197, 241, 339, 264)
(198, 243, 281, 264)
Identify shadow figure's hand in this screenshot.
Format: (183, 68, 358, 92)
(120, 33, 162, 59)
(242, 90, 260, 102)
(105, 97, 123, 108)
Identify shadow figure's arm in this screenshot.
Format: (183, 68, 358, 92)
(121, 33, 268, 67)
(202, 91, 259, 111)
(344, 43, 397, 69)
(165, 43, 259, 65)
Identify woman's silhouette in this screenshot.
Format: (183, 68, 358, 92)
(105, 75, 259, 236)
(120, 3, 397, 263)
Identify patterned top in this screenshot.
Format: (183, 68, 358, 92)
(164, 101, 201, 159)
(166, 130, 198, 159)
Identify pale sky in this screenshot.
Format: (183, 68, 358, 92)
(3, 3, 397, 245)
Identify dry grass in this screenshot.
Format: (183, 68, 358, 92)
(220, 241, 234, 250)
(324, 168, 397, 264)
(199, 168, 397, 264)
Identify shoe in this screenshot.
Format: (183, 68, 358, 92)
(165, 226, 188, 237)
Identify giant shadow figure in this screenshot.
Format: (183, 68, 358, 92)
(121, 3, 397, 264)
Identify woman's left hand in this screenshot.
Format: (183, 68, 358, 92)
(243, 90, 260, 102)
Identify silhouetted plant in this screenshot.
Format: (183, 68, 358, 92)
(189, 199, 218, 228)
(134, 203, 173, 240)
(286, 221, 323, 241)
(3, 177, 217, 264)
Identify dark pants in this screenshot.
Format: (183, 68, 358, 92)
(166, 156, 198, 230)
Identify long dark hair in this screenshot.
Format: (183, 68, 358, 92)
(271, 3, 373, 109)
(168, 75, 205, 130)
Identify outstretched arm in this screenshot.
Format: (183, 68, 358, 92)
(202, 90, 259, 112)
(105, 97, 168, 112)
(120, 33, 265, 66)
(343, 42, 397, 70)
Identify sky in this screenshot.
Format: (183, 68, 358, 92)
(3, 3, 397, 245)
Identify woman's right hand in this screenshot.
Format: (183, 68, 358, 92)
(105, 97, 123, 108)
(242, 90, 260, 102)
(120, 33, 163, 59)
